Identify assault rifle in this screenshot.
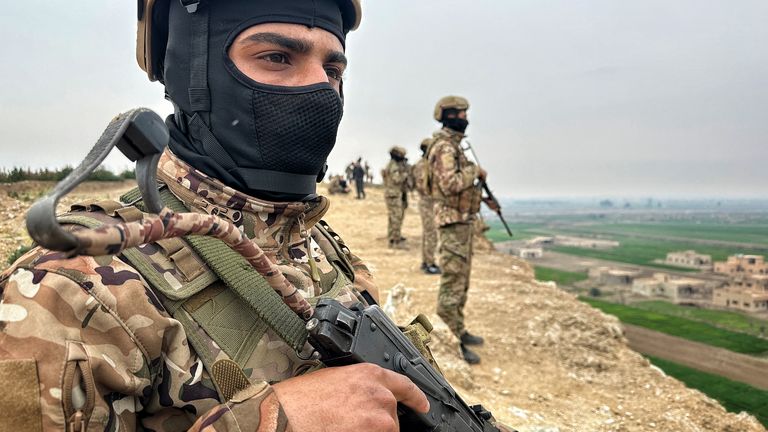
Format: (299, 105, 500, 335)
(307, 298, 509, 432)
(463, 140, 513, 237)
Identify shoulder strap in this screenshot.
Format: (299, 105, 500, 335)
(121, 187, 308, 351)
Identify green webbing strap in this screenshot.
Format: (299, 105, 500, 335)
(120, 187, 308, 351)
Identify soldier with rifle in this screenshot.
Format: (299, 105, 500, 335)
(425, 96, 507, 365)
(0, 1, 513, 432)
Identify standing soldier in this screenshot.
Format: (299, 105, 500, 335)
(426, 96, 486, 364)
(382, 146, 410, 249)
(352, 157, 366, 199)
(412, 138, 441, 274)
(364, 161, 372, 183)
(0, 2, 433, 431)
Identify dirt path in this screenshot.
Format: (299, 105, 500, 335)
(623, 324, 768, 390)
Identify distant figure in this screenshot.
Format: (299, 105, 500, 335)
(327, 174, 350, 195)
(426, 95, 491, 364)
(364, 161, 373, 183)
(345, 162, 354, 182)
(382, 146, 410, 249)
(411, 138, 441, 274)
(352, 157, 366, 199)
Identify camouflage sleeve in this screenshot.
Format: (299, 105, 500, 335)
(347, 252, 380, 303)
(431, 141, 478, 196)
(187, 382, 291, 431)
(392, 163, 411, 187)
(0, 250, 290, 432)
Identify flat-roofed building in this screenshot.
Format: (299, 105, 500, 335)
(714, 254, 767, 276)
(516, 248, 543, 259)
(730, 274, 768, 291)
(632, 273, 712, 304)
(713, 287, 768, 312)
(589, 266, 640, 285)
(665, 250, 712, 270)
(554, 236, 619, 249)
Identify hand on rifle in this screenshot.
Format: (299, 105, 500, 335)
(273, 364, 429, 432)
(477, 166, 488, 182)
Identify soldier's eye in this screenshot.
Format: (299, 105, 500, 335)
(259, 52, 291, 65)
(324, 66, 343, 81)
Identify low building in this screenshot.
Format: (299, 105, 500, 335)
(554, 236, 619, 249)
(525, 236, 554, 247)
(516, 247, 543, 259)
(632, 273, 712, 304)
(713, 287, 768, 312)
(589, 266, 640, 285)
(714, 254, 767, 276)
(665, 250, 712, 270)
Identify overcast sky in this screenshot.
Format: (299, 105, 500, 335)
(1, 1, 766, 198)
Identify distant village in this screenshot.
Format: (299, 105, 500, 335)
(513, 237, 768, 315)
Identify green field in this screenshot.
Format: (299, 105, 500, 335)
(484, 221, 544, 242)
(632, 301, 768, 337)
(552, 221, 768, 246)
(488, 218, 767, 271)
(534, 266, 588, 286)
(646, 356, 768, 427)
(551, 236, 766, 271)
(580, 298, 768, 355)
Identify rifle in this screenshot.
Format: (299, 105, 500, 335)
(307, 298, 509, 432)
(463, 140, 513, 237)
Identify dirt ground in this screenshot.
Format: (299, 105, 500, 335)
(1, 181, 765, 431)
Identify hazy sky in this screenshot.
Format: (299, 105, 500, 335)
(1, 1, 766, 198)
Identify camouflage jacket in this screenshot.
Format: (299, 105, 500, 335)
(426, 128, 481, 227)
(381, 159, 410, 199)
(410, 158, 430, 197)
(0, 150, 376, 432)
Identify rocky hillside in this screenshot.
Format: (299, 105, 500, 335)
(1, 181, 764, 431)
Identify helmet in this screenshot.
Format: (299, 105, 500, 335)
(433, 96, 469, 121)
(390, 146, 406, 157)
(136, 0, 363, 82)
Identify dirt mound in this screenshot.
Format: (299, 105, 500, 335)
(0, 180, 136, 270)
(1, 181, 764, 431)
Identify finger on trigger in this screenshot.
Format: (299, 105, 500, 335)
(382, 370, 430, 413)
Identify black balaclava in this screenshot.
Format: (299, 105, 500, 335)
(441, 108, 469, 134)
(164, 0, 355, 200)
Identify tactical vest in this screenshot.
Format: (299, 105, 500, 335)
(424, 136, 482, 216)
(57, 186, 360, 401)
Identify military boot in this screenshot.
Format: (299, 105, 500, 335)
(460, 344, 481, 364)
(460, 331, 484, 346)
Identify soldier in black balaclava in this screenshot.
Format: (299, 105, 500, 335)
(152, 1, 433, 430)
(0, 2, 431, 432)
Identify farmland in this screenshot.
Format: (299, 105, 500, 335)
(580, 297, 768, 356)
(647, 356, 768, 427)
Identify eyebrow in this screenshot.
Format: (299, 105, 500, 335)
(325, 50, 348, 67)
(241, 31, 347, 66)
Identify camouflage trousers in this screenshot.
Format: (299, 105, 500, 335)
(418, 195, 438, 265)
(385, 195, 406, 242)
(437, 222, 474, 337)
